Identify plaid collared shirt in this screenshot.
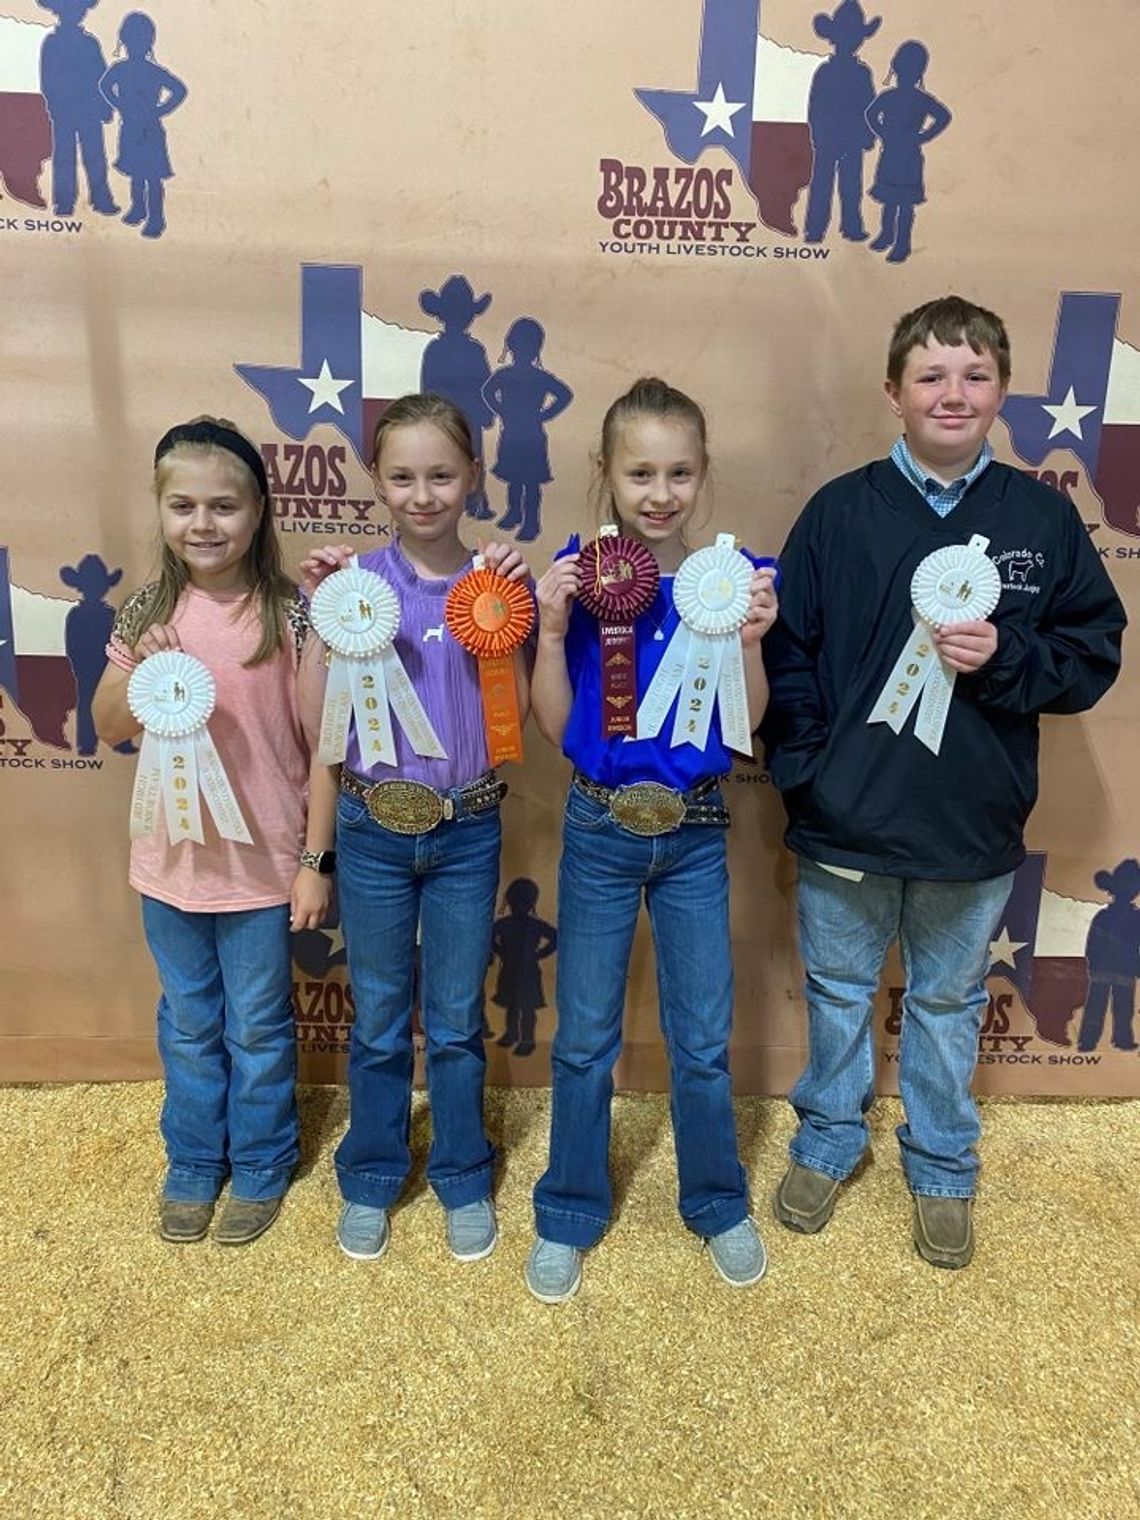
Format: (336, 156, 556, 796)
(890, 436, 994, 518)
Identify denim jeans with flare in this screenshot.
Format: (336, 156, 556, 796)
(141, 896, 299, 1203)
(533, 783, 748, 1248)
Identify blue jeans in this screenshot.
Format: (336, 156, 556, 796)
(533, 784, 748, 1248)
(334, 791, 499, 1209)
(790, 860, 1015, 1197)
(141, 897, 299, 1203)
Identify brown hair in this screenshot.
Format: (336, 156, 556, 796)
(145, 415, 294, 666)
(592, 376, 710, 526)
(369, 392, 477, 471)
(887, 296, 1011, 386)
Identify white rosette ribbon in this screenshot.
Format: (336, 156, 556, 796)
(311, 559, 446, 767)
(867, 533, 1002, 755)
(636, 533, 754, 754)
(127, 651, 252, 846)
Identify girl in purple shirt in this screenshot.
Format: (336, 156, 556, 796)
(301, 393, 530, 1267)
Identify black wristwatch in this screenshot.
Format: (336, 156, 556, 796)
(299, 849, 336, 875)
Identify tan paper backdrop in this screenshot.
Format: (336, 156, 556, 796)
(1, 0, 1137, 1097)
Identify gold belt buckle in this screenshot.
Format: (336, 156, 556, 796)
(367, 779, 445, 835)
(609, 782, 686, 836)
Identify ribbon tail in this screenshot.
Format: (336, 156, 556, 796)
(352, 657, 396, 768)
(717, 631, 752, 756)
(129, 730, 163, 839)
(636, 623, 689, 739)
(195, 729, 253, 844)
(160, 734, 204, 845)
(867, 615, 937, 734)
(914, 658, 957, 755)
(671, 632, 724, 751)
(379, 645, 447, 759)
(475, 654, 523, 764)
(318, 653, 355, 765)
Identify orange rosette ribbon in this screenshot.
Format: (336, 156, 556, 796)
(445, 557, 535, 764)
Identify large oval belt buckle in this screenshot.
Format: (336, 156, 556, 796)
(368, 779, 445, 835)
(610, 782, 687, 837)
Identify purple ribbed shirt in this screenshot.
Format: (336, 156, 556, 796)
(344, 541, 491, 788)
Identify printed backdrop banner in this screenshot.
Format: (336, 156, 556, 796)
(1, 0, 1137, 1097)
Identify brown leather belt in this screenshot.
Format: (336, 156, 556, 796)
(571, 771, 729, 836)
(341, 769, 505, 835)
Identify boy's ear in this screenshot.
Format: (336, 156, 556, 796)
(884, 378, 903, 418)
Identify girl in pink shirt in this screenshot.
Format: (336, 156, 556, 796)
(94, 417, 336, 1247)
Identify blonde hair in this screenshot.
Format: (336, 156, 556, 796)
(370, 392, 478, 470)
(143, 415, 294, 666)
(591, 377, 711, 531)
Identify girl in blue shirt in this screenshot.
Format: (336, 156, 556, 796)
(526, 377, 778, 1302)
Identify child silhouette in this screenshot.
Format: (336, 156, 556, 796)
(866, 41, 951, 264)
(490, 878, 556, 1056)
(482, 318, 573, 544)
(99, 11, 187, 240)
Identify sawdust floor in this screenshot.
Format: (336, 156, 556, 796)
(1, 1084, 1137, 1520)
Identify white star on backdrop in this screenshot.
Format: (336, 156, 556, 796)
(1041, 385, 1097, 442)
(693, 82, 746, 138)
(298, 359, 353, 415)
(988, 926, 1028, 973)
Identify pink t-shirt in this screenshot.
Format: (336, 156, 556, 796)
(107, 585, 309, 913)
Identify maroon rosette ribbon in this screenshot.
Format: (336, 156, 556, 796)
(576, 531, 660, 737)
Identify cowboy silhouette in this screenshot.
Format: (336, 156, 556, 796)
(866, 41, 952, 264)
(482, 317, 573, 544)
(1075, 860, 1140, 1053)
(419, 275, 495, 520)
(37, 0, 117, 217)
(803, 1, 880, 245)
(60, 552, 134, 754)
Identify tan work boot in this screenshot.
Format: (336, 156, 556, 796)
(214, 1196, 282, 1246)
(773, 1161, 841, 1234)
(159, 1199, 214, 1243)
(912, 1195, 974, 1269)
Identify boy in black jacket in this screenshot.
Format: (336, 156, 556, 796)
(761, 295, 1125, 1268)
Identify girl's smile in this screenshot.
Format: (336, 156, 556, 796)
(373, 421, 482, 556)
(159, 455, 262, 591)
(606, 416, 705, 570)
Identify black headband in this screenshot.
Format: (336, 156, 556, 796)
(154, 421, 269, 499)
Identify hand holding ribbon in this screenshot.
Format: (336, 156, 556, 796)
(445, 555, 535, 763)
(310, 557, 446, 767)
(932, 618, 999, 673)
(127, 650, 252, 847)
(576, 526, 660, 738)
(743, 564, 779, 645)
(535, 553, 581, 640)
(867, 533, 1002, 754)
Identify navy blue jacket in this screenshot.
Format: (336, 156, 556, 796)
(760, 460, 1126, 880)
